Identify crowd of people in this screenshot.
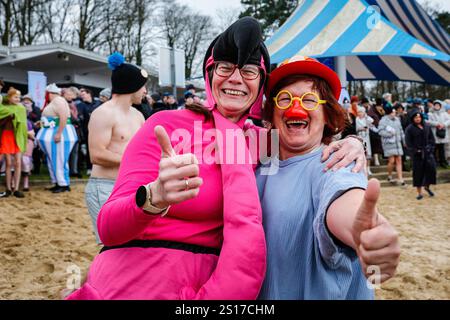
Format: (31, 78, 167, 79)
(1, 72, 449, 206)
(1, 14, 449, 301)
(0, 78, 203, 198)
(341, 93, 450, 199)
(3, 67, 448, 202)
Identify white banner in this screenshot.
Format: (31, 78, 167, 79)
(28, 71, 47, 109)
(159, 47, 185, 88)
(339, 87, 350, 105)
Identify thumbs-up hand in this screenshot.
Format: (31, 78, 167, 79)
(352, 179, 400, 283)
(149, 125, 203, 209)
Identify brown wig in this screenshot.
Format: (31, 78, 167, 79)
(262, 74, 346, 145)
(185, 102, 213, 122)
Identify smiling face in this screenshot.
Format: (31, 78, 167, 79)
(272, 80, 326, 160)
(211, 65, 261, 122)
(9, 93, 21, 105)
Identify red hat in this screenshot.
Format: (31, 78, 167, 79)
(266, 56, 341, 99)
(350, 96, 359, 103)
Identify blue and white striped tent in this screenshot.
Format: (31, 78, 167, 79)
(266, 0, 450, 86)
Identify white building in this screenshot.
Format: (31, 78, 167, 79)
(0, 43, 159, 93)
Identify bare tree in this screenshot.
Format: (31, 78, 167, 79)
(102, 0, 159, 66)
(215, 7, 240, 33)
(416, 0, 442, 19)
(11, 0, 52, 45)
(39, 0, 75, 44)
(75, 0, 109, 50)
(160, 0, 190, 49)
(0, 0, 14, 45)
(114, 0, 148, 64)
(179, 14, 213, 79)
(160, 0, 215, 78)
(103, 0, 124, 53)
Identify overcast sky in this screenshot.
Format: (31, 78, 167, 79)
(177, 0, 450, 19)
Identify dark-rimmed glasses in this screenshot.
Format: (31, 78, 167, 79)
(214, 61, 263, 80)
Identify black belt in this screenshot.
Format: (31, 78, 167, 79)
(100, 239, 221, 256)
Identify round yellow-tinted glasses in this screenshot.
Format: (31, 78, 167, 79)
(274, 90, 327, 111)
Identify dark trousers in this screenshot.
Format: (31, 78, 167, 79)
(69, 141, 80, 175)
(32, 146, 44, 174)
(436, 143, 448, 166)
(412, 153, 437, 187)
(77, 142, 91, 172)
(86, 141, 92, 170)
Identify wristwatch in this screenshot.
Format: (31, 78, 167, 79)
(136, 183, 170, 216)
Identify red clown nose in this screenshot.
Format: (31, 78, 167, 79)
(285, 99, 309, 119)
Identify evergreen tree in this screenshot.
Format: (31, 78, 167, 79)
(239, 0, 299, 39)
(436, 12, 449, 34)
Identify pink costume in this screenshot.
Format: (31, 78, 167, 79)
(67, 19, 268, 300)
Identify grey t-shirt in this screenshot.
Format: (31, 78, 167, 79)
(256, 148, 373, 300)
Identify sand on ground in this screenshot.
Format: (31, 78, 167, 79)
(0, 183, 449, 299)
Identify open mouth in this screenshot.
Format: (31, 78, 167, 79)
(285, 118, 309, 129)
(222, 89, 247, 97)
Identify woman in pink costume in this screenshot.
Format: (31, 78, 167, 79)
(67, 17, 365, 300)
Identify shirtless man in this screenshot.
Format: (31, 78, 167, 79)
(85, 53, 148, 243)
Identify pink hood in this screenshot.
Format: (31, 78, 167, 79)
(203, 54, 266, 120)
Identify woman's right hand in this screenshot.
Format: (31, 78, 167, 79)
(149, 125, 203, 209)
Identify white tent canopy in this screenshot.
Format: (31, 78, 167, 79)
(266, 0, 450, 86)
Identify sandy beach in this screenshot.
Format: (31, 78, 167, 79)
(0, 182, 449, 300)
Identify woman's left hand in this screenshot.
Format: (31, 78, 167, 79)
(352, 179, 400, 284)
(322, 136, 366, 173)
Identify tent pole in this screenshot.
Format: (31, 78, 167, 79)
(335, 56, 347, 90)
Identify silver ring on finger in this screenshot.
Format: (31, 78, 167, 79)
(184, 177, 189, 191)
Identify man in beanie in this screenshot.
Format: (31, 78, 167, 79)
(149, 92, 168, 115)
(99, 88, 112, 104)
(84, 52, 146, 243)
(162, 92, 178, 110)
(186, 83, 196, 95)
